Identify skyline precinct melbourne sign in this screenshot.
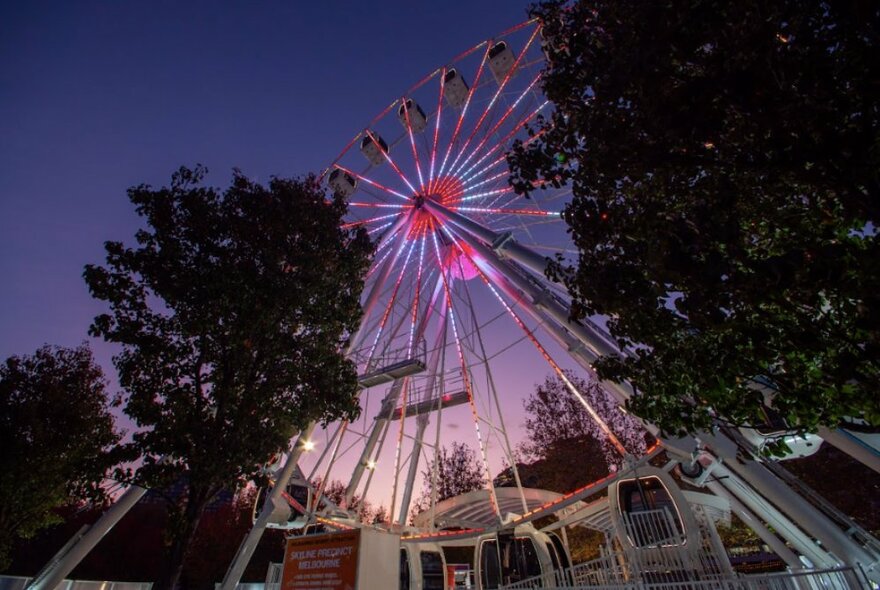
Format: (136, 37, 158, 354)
(281, 530, 360, 590)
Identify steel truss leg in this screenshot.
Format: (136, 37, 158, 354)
(27, 484, 148, 590)
(396, 323, 447, 523)
(220, 426, 315, 590)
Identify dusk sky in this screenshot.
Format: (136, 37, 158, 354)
(1, 1, 608, 511)
(1, 1, 535, 361)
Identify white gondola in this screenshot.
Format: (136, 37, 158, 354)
(400, 543, 448, 590)
(609, 466, 699, 549)
(251, 479, 312, 530)
(487, 41, 517, 84)
(327, 167, 357, 198)
(443, 69, 469, 109)
(738, 378, 823, 459)
(473, 524, 569, 589)
(398, 99, 428, 133)
(360, 132, 389, 166)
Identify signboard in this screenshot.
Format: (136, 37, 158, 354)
(281, 530, 360, 590)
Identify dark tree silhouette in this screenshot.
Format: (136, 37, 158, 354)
(412, 442, 485, 519)
(509, 0, 880, 436)
(0, 344, 121, 570)
(83, 166, 372, 589)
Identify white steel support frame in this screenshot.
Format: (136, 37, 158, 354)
(344, 379, 404, 506)
(345, 276, 446, 510)
(429, 201, 880, 579)
(396, 319, 448, 523)
(703, 476, 804, 569)
(27, 483, 149, 590)
(220, 425, 316, 590)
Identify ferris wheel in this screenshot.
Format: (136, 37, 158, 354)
(293, 18, 653, 531)
(28, 17, 880, 590)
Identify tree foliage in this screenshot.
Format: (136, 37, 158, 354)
(0, 344, 121, 570)
(315, 479, 386, 524)
(510, 0, 880, 435)
(412, 442, 485, 518)
(83, 166, 372, 588)
(521, 372, 650, 471)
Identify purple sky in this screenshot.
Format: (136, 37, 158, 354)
(1, 2, 610, 513)
(0, 1, 536, 359)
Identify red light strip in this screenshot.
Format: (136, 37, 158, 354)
(366, 238, 417, 362)
(349, 202, 413, 209)
(334, 165, 409, 200)
(462, 170, 508, 192)
(436, 44, 492, 185)
(442, 25, 541, 189)
(365, 130, 418, 196)
(458, 112, 548, 190)
(426, 69, 446, 194)
(428, 220, 501, 522)
(458, 101, 549, 183)
(452, 206, 560, 217)
(408, 236, 426, 355)
(508, 441, 662, 525)
(450, 72, 543, 179)
(401, 96, 426, 192)
(449, 187, 514, 204)
(341, 212, 401, 229)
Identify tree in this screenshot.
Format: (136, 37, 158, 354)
(83, 166, 372, 589)
(316, 479, 375, 524)
(0, 344, 121, 570)
(509, 0, 880, 436)
(520, 372, 650, 477)
(412, 442, 485, 518)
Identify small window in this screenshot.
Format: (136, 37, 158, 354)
(515, 537, 543, 579)
(421, 551, 445, 590)
(480, 540, 502, 589)
(618, 476, 684, 546)
(400, 549, 411, 590)
(488, 41, 508, 59)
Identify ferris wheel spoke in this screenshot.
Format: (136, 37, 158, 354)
(366, 239, 418, 363)
(408, 236, 427, 355)
(457, 99, 549, 183)
(365, 130, 419, 196)
(453, 206, 561, 218)
(443, 25, 542, 183)
(450, 71, 543, 180)
(443, 225, 630, 457)
(426, 69, 446, 194)
(451, 186, 514, 204)
(401, 96, 427, 192)
(457, 259, 529, 513)
(458, 123, 547, 190)
(335, 164, 410, 201)
(341, 211, 403, 230)
(436, 44, 492, 183)
(428, 220, 502, 523)
(349, 201, 413, 210)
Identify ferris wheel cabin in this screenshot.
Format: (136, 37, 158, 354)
(487, 41, 517, 84)
(361, 131, 390, 166)
(443, 69, 469, 109)
(398, 99, 428, 133)
(328, 167, 357, 198)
